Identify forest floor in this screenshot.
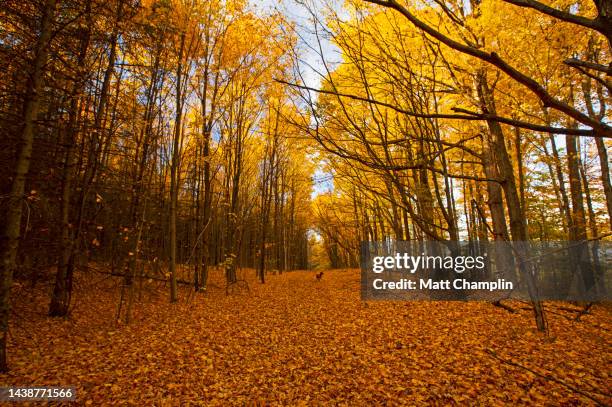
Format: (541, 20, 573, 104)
(3, 268, 611, 406)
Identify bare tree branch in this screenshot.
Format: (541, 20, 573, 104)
(276, 79, 599, 136)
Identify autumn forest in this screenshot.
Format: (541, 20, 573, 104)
(0, 0, 610, 404)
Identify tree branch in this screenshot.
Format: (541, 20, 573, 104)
(502, 0, 608, 38)
(362, 0, 612, 137)
(277, 79, 599, 136)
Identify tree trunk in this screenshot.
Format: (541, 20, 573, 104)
(477, 72, 545, 332)
(0, 0, 57, 372)
(49, 0, 92, 317)
(540, 138, 568, 234)
(580, 59, 612, 231)
(169, 32, 186, 303)
(594, 137, 612, 231)
(60, 0, 124, 313)
(566, 134, 588, 242)
(200, 128, 212, 289)
(481, 135, 509, 241)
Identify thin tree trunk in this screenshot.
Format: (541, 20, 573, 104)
(581, 54, 612, 231)
(169, 32, 186, 303)
(200, 129, 212, 289)
(540, 139, 568, 234)
(515, 127, 527, 217)
(594, 138, 612, 231)
(551, 134, 574, 232)
(577, 140, 598, 238)
(0, 0, 57, 372)
(566, 130, 596, 294)
(49, 0, 92, 317)
(566, 134, 588, 242)
(61, 0, 125, 313)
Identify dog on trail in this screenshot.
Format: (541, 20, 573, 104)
(315, 271, 324, 281)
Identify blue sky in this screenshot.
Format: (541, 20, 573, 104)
(249, 0, 341, 88)
(250, 0, 339, 197)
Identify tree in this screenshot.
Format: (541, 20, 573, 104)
(0, 0, 57, 372)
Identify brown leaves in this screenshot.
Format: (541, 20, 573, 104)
(4, 268, 611, 405)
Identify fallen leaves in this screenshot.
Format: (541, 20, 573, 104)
(2, 268, 611, 405)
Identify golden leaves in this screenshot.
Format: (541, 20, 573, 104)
(6, 268, 611, 405)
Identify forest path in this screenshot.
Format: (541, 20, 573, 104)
(3, 268, 611, 405)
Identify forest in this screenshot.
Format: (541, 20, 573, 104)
(0, 0, 610, 404)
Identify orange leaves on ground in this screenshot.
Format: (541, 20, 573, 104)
(3, 269, 611, 405)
